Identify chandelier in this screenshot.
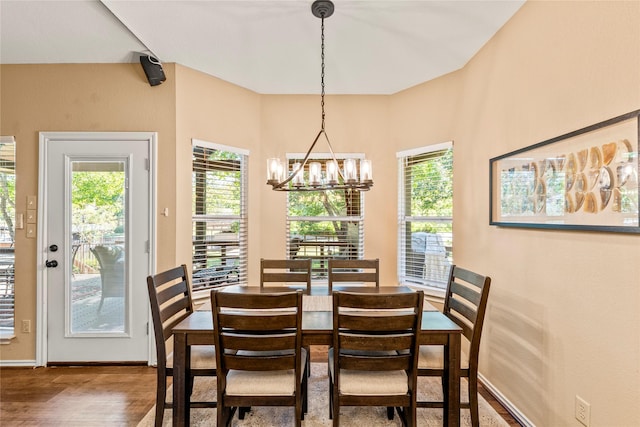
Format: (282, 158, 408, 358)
(266, 0, 373, 192)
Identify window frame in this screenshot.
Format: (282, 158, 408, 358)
(0, 136, 15, 342)
(397, 142, 453, 297)
(191, 139, 248, 297)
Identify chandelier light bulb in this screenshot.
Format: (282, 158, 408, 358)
(343, 158, 357, 182)
(292, 162, 305, 186)
(326, 160, 339, 184)
(267, 158, 282, 183)
(360, 159, 373, 183)
(309, 161, 322, 186)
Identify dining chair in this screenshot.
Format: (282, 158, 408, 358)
(330, 290, 424, 427)
(211, 289, 309, 427)
(327, 258, 379, 293)
(417, 265, 491, 427)
(260, 258, 312, 294)
(146, 264, 216, 427)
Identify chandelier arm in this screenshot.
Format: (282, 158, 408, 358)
(321, 131, 348, 182)
(273, 129, 325, 189)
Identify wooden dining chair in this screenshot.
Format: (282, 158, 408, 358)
(146, 264, 216, 427)
(211, 289, 309, 427)
(327, 258, 379, 293)
(417, 265, 491, 427)
(330, 290, 424, 427)
(260, 258, 312, 294)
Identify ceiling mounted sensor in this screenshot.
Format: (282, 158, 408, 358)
(139, 54, 166, 86)
(266, 0, 373, 193)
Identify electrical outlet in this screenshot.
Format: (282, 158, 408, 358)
(21, 320, 31, 334)
(575, 395, 591, 427)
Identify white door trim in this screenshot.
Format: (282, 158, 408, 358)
(36, 131, 157, 366)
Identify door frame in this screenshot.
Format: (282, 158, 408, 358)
(36, 132, 157, 366)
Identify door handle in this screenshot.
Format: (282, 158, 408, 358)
(45, 260, 58, 268)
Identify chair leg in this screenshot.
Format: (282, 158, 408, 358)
(387, 406, 395, 420)
(407, 404, 416, 427)
(154, 373, 166, 427)
(302, 366, 309, 415)
(218, 405, 234, 427)
(238, 407, 250, 419)
(329, 379, 334, 420)
(295, 397, 303, 427)
(469, 376, 480, 427)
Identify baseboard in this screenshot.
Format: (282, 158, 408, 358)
(479, 372, 535, 427)
(0, 360, 37, 367)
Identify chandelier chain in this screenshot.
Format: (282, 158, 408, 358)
(320, 15, 326, 131)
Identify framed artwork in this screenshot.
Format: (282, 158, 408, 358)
(490, 110, 640, 233)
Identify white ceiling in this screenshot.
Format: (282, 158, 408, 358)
(0, 0, 524, 95)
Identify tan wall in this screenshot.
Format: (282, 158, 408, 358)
(0, 63, 178, 361)
(393, 1, 640, 425)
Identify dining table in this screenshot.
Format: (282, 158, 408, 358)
(171, 285, 462, 426)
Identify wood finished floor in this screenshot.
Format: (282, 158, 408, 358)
(0, 348, 520, 426)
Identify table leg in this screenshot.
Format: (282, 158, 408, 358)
(173, 332, 190, 426)
(445, 333, 461, 427)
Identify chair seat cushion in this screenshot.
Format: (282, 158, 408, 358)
(167, 345, 216, 370)
(226, 369, 295, 396)
(225, 347, 307, 396)
(329, 349, 408, 396)
(418, 345, 468, 370)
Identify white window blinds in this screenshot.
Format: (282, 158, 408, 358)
(286, 157, 365, 280)
(397, 143, 453, 290)
(192, 140, 248, 290)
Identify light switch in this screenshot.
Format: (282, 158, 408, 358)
(27, 195, 37, 209)
(27, 210, 36, 224)
(16, 213, 24, 230)
(26, 224, 36, 239)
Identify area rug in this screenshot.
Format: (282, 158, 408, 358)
(138, 363, 508, 426)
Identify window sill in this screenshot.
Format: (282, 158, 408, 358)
(402, 283, 446, 300)
(0, 331, 16, 345)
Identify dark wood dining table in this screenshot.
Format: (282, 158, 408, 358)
(171, 285, 462, 426)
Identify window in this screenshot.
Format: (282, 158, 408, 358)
(192, 140, 248, 291)
(398, 142, 453, 292)
(286, 156, 365, 279)
(0, 136, 15, 338)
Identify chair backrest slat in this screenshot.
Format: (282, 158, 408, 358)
(218, 312, 297, 330)
(156, 277, 190, 305)
(260, 259, 312, 293)
(340, 354, 413, 371)
(328, 258, 379, 292)
(449, 279, 482, 307)
(338, 313, 417, 331)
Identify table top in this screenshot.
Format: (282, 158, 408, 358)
(195, 285, 437, 312)
(175, 307, 458, 334)
(220, 284, 416, 296)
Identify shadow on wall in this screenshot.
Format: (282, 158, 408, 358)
(486, 291, 550, 425)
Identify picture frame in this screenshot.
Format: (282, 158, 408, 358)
(490, 110, 640, 233)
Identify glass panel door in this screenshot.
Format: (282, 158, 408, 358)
(69, 161, 126, 335)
